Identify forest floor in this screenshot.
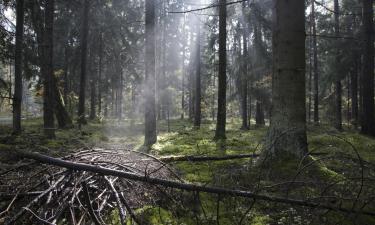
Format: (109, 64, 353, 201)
(0, 119, 375, 224)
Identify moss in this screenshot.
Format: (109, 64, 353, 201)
(135, 206, 178, 225)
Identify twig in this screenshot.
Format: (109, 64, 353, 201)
(104, 177, 126, 225)
(23, 207, 56, 225)
(82, 181, 102, 225)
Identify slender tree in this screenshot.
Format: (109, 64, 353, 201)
(240, 1, 249, 130)
(13, 0, 25, 134)
(144, 0, 157, 146)
(215, 0, 227, 140)
(43, 0, 55, 138)
(194, 23, 201, 128)
(264, 0, 307, 159)
(77, 0, 90, 127)
(333, 0, 342, 130)
(351, 54, 359, 127)
(360, 0, 375, 135)
(311, 0, 319, 124)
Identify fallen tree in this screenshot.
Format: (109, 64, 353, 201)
(10, 149, 375, 217)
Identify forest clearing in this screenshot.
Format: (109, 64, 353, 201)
(1, 0, 375, 224)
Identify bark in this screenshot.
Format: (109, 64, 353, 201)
(311, 1, 319, 124)
(360, 0, 375, 135)
(43, 0, 55, 138)
(13, 0, 25, 134)
(194, 24, 201, 128)
(333, 0, 342, 131)
(77, 0, 90, 127)
(264, 0, 307, 159)
(215, 0, 227, 140)
(144, 0, 157, 146)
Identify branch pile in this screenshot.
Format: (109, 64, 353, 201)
(0, 149, 175, 225)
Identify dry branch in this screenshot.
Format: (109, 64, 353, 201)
(13, 150, 375, 217)
(158, 153, 259, 163)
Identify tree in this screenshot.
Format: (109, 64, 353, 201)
(77, 0, 90, 128)
(144, 0, 157, 146)
(311, 0, 319, 125)
(333, 0, 342, 131)
(264, 0, 307, 159)
(194, 23, 202, 128)
(215, 0, 227, 140)
(13, 0, 25, 134)
(43, 0, 55, 138)
(360, 0, 375, 136)
(240, 1, 249, 130)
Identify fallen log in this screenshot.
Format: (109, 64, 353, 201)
(158, 153, 260, 163)
(12, 150, 375, 217)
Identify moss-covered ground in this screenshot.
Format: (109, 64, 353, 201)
(1, 119, 374, 224)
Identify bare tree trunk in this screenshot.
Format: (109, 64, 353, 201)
(63, 45, 69, 105)
(188, 30, 195, 121)
(194, 23, 201, 128)
(264, 0, 307, 159)
(351, 55, 359, 127)
(215, 0, 227, 140)
(118, 68, 123, 120)
(78, 0, 90, 128)
(333, 0, 342, 131)
(13, 0, 25, 134)
(98, 33, 103, 117)
(240, 1, 249, 130)
(360, 0, 375, 135)
(311, 1, 319, 125)
(43, 0, 55, 138)
(308, 14, 313, 123)
(144, 0, 157, 147)
(255, 101, 265, 127)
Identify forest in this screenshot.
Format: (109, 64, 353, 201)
(0, 0, 375, 224)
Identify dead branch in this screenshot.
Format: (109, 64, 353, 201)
(158, 153, 259, 163)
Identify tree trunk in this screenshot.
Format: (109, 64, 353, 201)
(78, 0, 90, 128)
(312, 1, 319, 125)
(118, 67, 123, 120)
(264, 0, 307, 159)
(43, 0, 55, 138)
(54, 84, 73, 128)
(308, 14, 313, 123)
(63, 45, 69, 105)
(98, 33, 103, 117)
(13, 0, 25, 134)
(194, 24, 201, 128)
(240, 1, 249, 130)
(351, 55, 359, 127)
(215, 0, 227, 140)
(333, 0, 342, 131)
(255, 101, 265, 127)
(144, 0, 157, 147)
(360, 0, 375, 135)
(188, 30, 195, 121)
(89, 50, 96, 120)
